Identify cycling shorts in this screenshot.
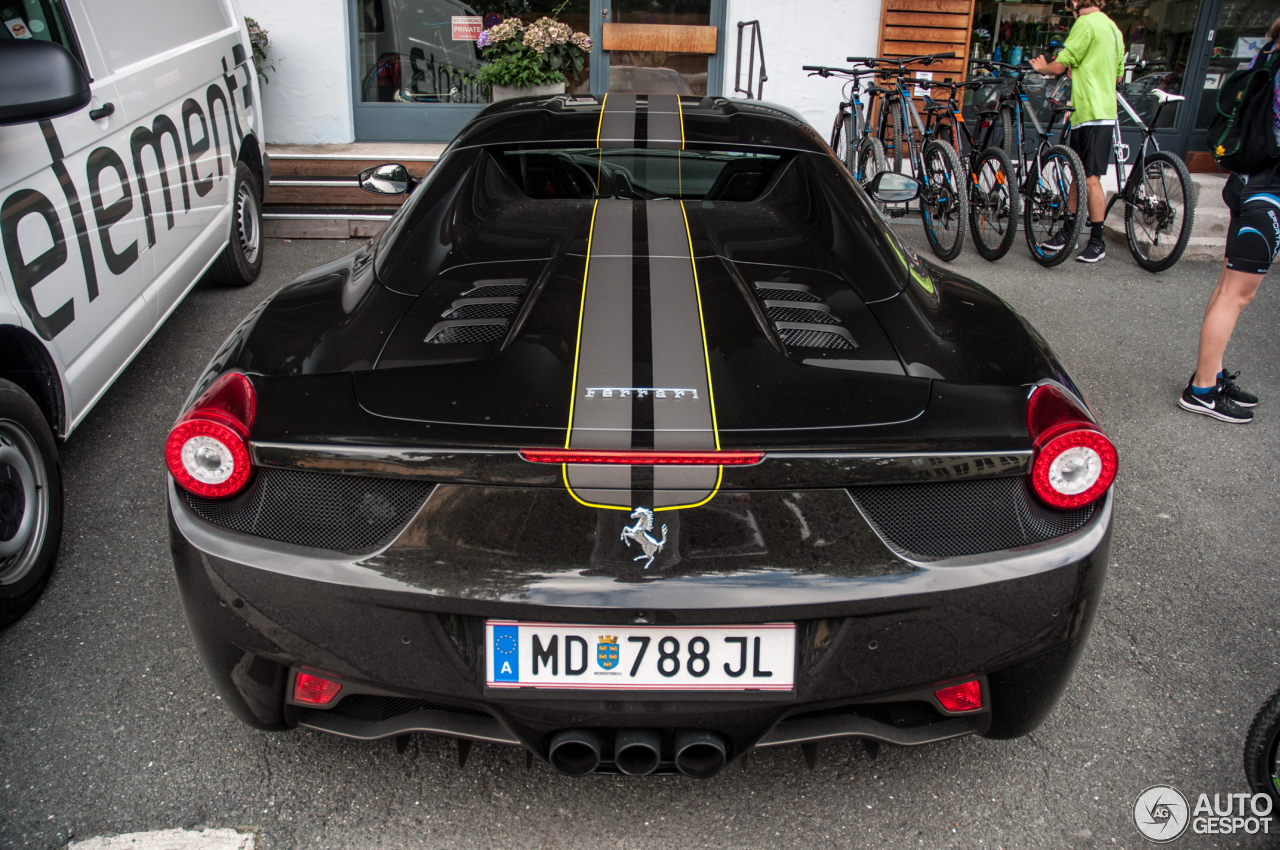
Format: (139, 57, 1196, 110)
(1224, 171, 1280, 275)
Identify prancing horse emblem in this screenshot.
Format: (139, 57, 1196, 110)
(620, 507, 667, 569)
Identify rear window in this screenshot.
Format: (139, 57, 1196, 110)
(493, 147, 791, 202)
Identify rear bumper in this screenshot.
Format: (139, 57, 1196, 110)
(168, 478, 1112, 767)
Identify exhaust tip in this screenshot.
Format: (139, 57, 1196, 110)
(675, 729, 727, 778)
(615, 728, 662, 776)
(548, 728, 602, 777)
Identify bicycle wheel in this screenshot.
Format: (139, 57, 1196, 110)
(1245, 685, 1280, 812)
(879, 100, 904, 173)
(968, 146, 1020, 261)
(1124, 151, 1195, 273)
(855, 135, 888, 187)
(831, 110, 855, 171)
(999, 105, 1018, 162)
(920, 139, 969, 261)
(1023, 144, 1086, 267)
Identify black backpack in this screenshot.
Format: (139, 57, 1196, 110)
(1207, 42, 1280, 174)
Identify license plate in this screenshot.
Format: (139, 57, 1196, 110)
(485, 620, 795, 691)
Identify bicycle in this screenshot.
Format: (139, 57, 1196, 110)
(920, 77, 1021, 261)
(851, 52, 970, 261)
(974, 59, 1087, 267)
(804, 64, 887, 186)
(1061, 61, 1195, 272)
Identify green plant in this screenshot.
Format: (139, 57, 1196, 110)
(475, 16, 591, 89)
(245, 17, 277, 86)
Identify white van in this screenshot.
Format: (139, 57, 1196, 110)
(0, 0, 267, 623)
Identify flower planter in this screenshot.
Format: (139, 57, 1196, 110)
(490, 81, 567, 102)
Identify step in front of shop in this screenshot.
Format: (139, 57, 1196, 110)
(262, 143, 445, 238)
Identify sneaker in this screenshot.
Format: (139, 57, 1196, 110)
(1042, 225, 1073, 251)
(1219, 369, 1259, 408)
(1076, 238, 1105, 263)
(1179, 380, 1254, 423)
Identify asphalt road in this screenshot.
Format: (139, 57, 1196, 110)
(2, 227, 1279, 850)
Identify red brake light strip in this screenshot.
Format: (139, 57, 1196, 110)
(520, 449, 764, 466)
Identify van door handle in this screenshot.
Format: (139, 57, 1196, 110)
(89, 102, 115, 120)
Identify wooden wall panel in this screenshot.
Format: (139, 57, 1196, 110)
(602, 24, 718, 54)
(877, 0, 975, 77)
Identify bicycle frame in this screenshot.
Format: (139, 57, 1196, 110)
(1101, 90, 1165, 219)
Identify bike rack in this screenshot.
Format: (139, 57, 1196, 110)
(734, 21, 767, 100)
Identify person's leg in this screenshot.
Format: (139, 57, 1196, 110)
(1193, 260, 1264, 389)
(1086, 174, 1106, 222)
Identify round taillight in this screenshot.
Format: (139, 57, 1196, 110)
(166, 373, 256, 499)
(1027, 385, 1117, 509)
(166, 420, 252, 498)
(1030, 428, 1117, 509)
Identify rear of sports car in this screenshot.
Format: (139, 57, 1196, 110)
(166, 95, 1115, 777)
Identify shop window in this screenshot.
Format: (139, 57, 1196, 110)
(1195, 0, 1280, 130)
(356, 0, 590, 105)
(969, 0, 1208, 130)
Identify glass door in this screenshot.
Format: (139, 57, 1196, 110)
(598, 0, 726, 96)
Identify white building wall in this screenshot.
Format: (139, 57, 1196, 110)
(243, 0, 354, 143)
(724, 0, 884, 135)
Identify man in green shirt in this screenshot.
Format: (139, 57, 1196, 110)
(1030, 0, 1125, 262)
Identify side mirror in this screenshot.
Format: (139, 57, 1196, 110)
(0, 39, 91, 126)
(868, 171, 921, 204)
(358, 163, 415, 195)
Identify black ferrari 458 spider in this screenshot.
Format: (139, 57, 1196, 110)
(166, 94, 1116, 778)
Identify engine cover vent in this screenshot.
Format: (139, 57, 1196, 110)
(753, 282, 859, 351)
(424, 280, 528, 345)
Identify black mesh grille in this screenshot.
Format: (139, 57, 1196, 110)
(767, 306, 840, 324)
(778, 328, 855, 350)
(426, 323, 508, 345)
(849, 476, 1096, 560)
(756, 287, 821, 302)
(444, 302, 517, 319)
(785, 701, 946, 727)
(185, 468, 432, 551)
(462, 284, 527, 298)
(329, 694, 491, 722)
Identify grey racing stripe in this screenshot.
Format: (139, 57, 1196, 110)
(567, 200, 633, 500)
(647, 203, 717, 506)
(646, 94, 683, 150)
(598, 93, 638, 149)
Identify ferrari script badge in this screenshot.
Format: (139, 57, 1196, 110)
(620, 507, 667, 569)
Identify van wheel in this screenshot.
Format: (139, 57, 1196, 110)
(0, 379, 62, 627)
(206, 161, 264, 287)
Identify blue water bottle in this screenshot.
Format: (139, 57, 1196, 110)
(1009, 45, 1022, 67)
(993, 45, 1003, 74)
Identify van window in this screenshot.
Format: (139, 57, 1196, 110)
(1, 0, 84, 66)
(77, 0, 232, 72)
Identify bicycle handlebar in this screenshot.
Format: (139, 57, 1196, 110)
(802, 65, 874, 78)
(846, 51, 956, 68)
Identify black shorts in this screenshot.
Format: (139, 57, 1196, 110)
(1224, 169, 1280, 274)
(1068, 124, 1114, 178)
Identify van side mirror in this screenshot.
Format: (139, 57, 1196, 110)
(868, 171, 921, 203)
(0, 39, 91, 126)
(358, 163, 415, 195)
